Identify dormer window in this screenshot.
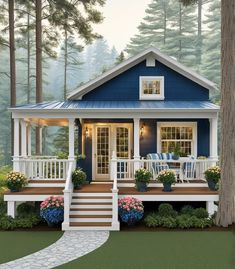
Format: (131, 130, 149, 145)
(139, 76, 164, 100)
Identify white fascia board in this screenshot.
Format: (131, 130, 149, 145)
(12, 110, 219, 120)
(67, 47, 218, 100)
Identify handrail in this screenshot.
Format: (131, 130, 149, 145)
(62, 160, 75, 230)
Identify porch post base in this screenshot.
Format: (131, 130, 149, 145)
(7, 201, 16, 218)
(206, 201, 215, 217)
(62, 222, 70, 231)
(111, 221, 120, 231)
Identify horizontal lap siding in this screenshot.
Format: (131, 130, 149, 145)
(82, 60, 209, 101)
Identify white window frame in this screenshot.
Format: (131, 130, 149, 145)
(157, 122, 197, 157)
(139, 76, 165, 100)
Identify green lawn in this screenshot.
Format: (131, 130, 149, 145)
(59, 231, 235, 269)
(0, 231, 62, 264)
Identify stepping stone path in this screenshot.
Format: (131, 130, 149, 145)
(0, 231, 109, 269)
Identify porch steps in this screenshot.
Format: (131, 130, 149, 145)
(68, 193, 114, 230)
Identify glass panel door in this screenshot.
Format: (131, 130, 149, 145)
(95, 126, 110, 178)
(116, 127, 130, 179)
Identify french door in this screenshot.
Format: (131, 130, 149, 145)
(94, 124, 132, 180)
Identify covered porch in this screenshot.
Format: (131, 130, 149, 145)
(10, 100, 219, 184)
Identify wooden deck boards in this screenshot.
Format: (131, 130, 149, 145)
(119, 187, 218, 195)
(4, 184, 218, 196)
(4, 187, 64, 195)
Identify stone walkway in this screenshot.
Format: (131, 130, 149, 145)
(0, 231, 109, 269)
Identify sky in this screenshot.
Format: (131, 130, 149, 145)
(93, 0, 152, 52)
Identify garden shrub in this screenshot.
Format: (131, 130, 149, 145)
(0, 216, 16, 230)
(158, 203, 177, 217)
(0, 195, 6, 217)
(176, 215, 194, 229)
(0, 214, 41, 230)
(17, 202, 36, 217)
(144, 213, 162, 228)
(193, 208, 209, 219)
(180, 205, 194, 216)
(161, 217, 177, 228)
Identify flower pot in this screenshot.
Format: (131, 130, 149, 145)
(10, 187, 21, 192)
(207, 180, 216, 191)
(136, 182, 147, 192)
(172, 154, 180, 160)
(74, 183, 82, 190)
(163, 183, 172, 192)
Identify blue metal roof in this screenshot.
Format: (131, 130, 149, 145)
(12, 100, 219, 111)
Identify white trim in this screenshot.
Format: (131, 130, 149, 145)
(21, 120, 27, 157)
(146, 55, 156, 67)
(67, 47, 218, 100)
(209, 117, 218, 158)
(139, 76, 164, 100)
(118, 194, 219, 202)
(157, 122, 198, 156)
(11, 111, 219, 120)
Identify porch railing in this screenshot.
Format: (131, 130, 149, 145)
(110, 157, 219, 182)
(62, 161, 75, 230)
(18, 157, 75, 180)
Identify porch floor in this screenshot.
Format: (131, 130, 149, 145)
(4, 187, 64, 195)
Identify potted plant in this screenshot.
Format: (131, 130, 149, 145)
(135, 168, 152, 192)
(118, 197, 144, 226)
(6, 171, 28, 192)
(204, 166, 220, 191)
(172, 144, 181, 160)
(157, 169, 176, 192)
(72, 168, 87, 189)
(40, 196, 64, 227)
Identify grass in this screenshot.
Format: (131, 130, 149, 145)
(59, 231, 235, 269)
(0, 231, 62, 264)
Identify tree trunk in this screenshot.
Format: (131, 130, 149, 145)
(178, 3, 182, 61)
(27, 3, 31, 104)
(216, 0, 235, 227)
(9, 0, 16, 156)
(64, 28, 68, 101)
(35, 0, 42, 155)
(196, 0, 202, 68)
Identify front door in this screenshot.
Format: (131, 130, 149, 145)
(94, 124, 132, 180)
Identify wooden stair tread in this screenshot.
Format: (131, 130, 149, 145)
(70, 215, 112, 218)
(72, 196, 112, 199)
(70, 208, 112, 211)
(71, 202, 112, 205)
(70, 222, 112, 227)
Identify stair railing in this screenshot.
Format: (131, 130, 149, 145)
(62, 160, 75, 230)
(111, 151, 120, 230)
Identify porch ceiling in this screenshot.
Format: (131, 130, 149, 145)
(27, 118, 69, 126)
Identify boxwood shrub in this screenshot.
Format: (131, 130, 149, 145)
(144, 203, 213, 229)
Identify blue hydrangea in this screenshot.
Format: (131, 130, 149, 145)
(118, 208, 144, 225)
(40, 208, 64, 224)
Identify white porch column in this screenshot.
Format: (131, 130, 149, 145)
(7, 201, 16, 218)
(209, 117, 218, 159)
(13, 118, 20, 171)
(133, 118, 140, 171)
(27, 123, 31, 156)
(21, 120, 27, 157)
(68, 118, 75, 160)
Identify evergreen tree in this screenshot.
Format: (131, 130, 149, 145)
(201, 0, 221, 89)
(125, 0, 172, 56)
(115, 51, 125, 64)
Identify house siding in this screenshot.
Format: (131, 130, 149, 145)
(82, 60, 209, 101)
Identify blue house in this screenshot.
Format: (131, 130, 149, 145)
(6, 47, 220, 230)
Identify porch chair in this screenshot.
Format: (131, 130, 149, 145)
(146, 153, 169, 180)
(182, 157, 196, 182)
